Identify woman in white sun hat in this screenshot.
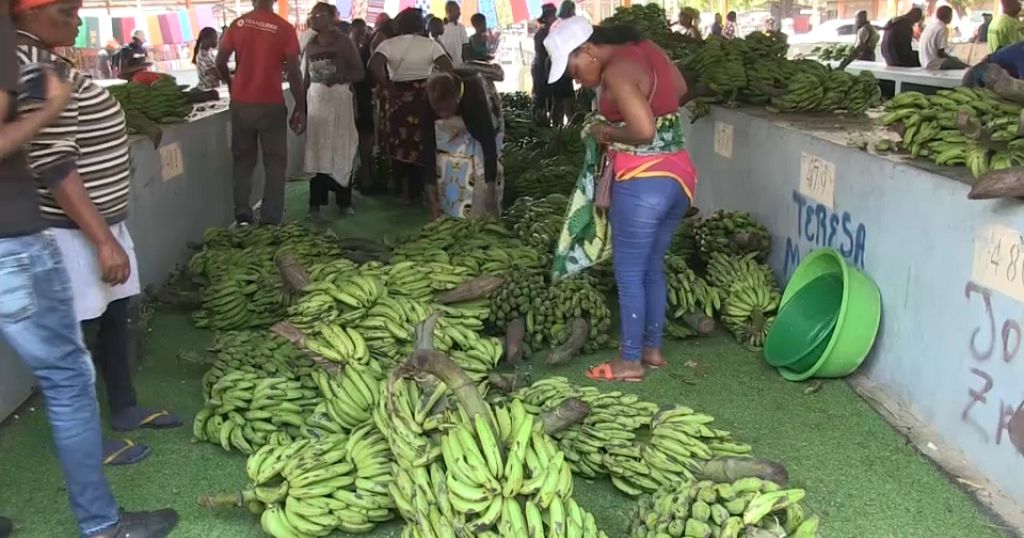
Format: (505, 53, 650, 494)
(545, 16, 697, 382)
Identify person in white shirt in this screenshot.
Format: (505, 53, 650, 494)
(439, 0, 470, 66)
(919, 6, 968, 69)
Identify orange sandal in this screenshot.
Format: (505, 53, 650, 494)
(585, 362, 645, 382)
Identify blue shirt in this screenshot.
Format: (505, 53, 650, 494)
(992, 41, 1024, 78)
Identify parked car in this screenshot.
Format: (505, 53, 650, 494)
(787, 18, 886, 46)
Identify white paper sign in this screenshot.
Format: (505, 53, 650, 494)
(799, 153, 836, 208)
(160, 142, 184, 181)
(714, 121, 733, 159)
(972, 224, 1024, 303)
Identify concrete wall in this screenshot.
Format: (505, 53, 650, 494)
(686, 106, 1024, 507)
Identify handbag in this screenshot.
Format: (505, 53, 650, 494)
(593, 67, 659, 211)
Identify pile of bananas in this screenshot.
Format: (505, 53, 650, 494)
(881, 87, 1024, 177)
(214, 426, 396, 537)
(193, 272, 287, 330)
(744, 31, 789, 60)
(770, 68, 824, 113)
(391, 218, 546, 276)
(630, 478, 820, 538)
(664, 255, 722, 339)
(693, 210, 771, 262)
(503, 122, 585, 205)
(200, 331, 314, 397)
(694, 37, 748, 102)
(192, 371, 322, 454)
(514, 378, 752, 497)
(107, 76, 193, 123)
(706, 253, 781, 349)
(811, 43, 854, 61)
(504, 194, 568, 254)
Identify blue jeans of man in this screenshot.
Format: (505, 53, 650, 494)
(0, 233, 119, 537)
(609, 177, 690, 361)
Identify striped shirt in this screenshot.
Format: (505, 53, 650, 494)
(16, 31, 131, 227)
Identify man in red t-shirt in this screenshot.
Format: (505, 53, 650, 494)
(216, 0, 305, 226)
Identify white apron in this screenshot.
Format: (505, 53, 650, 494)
(304, 83, 358, 187)
(50, 221, 141, 322)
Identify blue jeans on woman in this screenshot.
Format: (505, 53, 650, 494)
(0, 233, 119, 537)
(609, 177, 690, 362)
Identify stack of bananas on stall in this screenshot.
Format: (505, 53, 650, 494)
(705, 253, 781, 350)
(630, 478, 820, 538)
(601, 4, 692, 61)
(664, 255, 722, 339)
(810, 43, 854, 61)
(504, 194, 569, 255)
(694, 37, 748, 102)
(106, 75, 193, 123)
(694, 210, 772, 262)
(769, 72, 825, 113)
(201, 426, 396, 537)
(513, 378, 752, 497)
(881, 87, 1024, 177)
(200, 331, 315, 396)
(192, 371, 322, 454)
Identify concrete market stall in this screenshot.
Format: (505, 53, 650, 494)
(828, 60, 967, 96)
(686, 105, 1024, 516)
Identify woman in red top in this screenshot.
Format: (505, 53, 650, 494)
(545, 17, 696, 381)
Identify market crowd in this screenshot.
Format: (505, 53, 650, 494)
(0, 0, 702, 532)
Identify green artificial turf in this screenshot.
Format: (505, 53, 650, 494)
(0, 187, 1010, 537)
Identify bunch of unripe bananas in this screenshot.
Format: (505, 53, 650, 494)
(664, 255, 722, 339)
(631, 477, 819, 538)
(391, 218, 547, 276)
(200, 331, 314, 399)
(694, 210, 772, 263)
(706, 253, 781, 350)
(505, 194, 569, 255)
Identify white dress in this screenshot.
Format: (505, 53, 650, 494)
(50, 222, 141, 322)
(303, 42, 358, 187)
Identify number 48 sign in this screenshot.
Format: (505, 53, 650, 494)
(972, 225, 1024, 303)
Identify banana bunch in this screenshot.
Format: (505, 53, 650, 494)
(107, 76, 193, 123)
(374, 376, 451, 472)
(601, 4, 692, 62)
(704, 253, 776, 292)
(743, 30, 789, 60)
(693, 211, 771, 262)
(665, 255, 722, 323)
(817, 69, 855, 111)
(741, 58, 788, 104)
(769, 73, 824, 113)
(505, 194, 569, 255)
(546, 275, 612, 352)
(695, 37, 748, 102)
(489, 269, 552, 348)
(881, 87, 1024, 177)
(718, 267, 780, 350)
(513, 379, 751, 497)
(387, 260, 473, 300)
(630, 478, 819, 538)
(286, 275, 386, 331)
(843, 71, 882, 115)
(193, 271, 287, 330)
(201, 331, 315, 396)
(193, 372, 322, 454)
(503, 156, 580, 206)
(391, 218, 547, 276)
(306, 368, 382, 435)
(235, 426, 395, 537)
(811, 43, 854, 61)
(449, 333, 505, 381)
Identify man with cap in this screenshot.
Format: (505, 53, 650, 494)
(531, 2, 557, 125)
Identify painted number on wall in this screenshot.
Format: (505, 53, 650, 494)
(972, 225, 1024, 304)
(160, 142, 184, 181)
(799, 153, 836, 209)
(714, 121, 733, 159)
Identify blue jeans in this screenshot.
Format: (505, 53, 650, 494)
(609, 178, 689, 361)
(0, 233, 119, 537)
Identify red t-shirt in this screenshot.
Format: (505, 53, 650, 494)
(221, 10, 299, 104)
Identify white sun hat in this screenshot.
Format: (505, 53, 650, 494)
(543, 16, 594, 84)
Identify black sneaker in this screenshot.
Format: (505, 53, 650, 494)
(0, 516, 13, 538)
(94, 509, 178, 538)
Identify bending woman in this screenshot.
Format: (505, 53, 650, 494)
(545, 17, 695, 382)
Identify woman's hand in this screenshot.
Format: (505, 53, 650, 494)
(590, 122, 612, 145)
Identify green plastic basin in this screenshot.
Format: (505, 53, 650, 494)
(777, 249, 882, 381)
(763, 273, 842, 370)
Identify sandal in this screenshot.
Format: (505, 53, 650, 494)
(643, 356, 668, 369)
(111, 408, 182, 432)
(585, 362, 645, 383)
(103, 438, 151, 466)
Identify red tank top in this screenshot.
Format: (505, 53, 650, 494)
(598, 40, 680, 122)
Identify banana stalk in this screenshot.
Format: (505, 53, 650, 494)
(435, 275, 505, 304)
(698, 457, 789, 486)
(545, 317, 589, 365)
(504, 318, 526, 364)
(197, 489, 256, 508)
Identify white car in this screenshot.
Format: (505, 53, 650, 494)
(787, 18, 886, 46)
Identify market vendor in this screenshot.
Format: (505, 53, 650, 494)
(881, 7, 923, 67)
(116, 52, 170, 85)
(988, 0, 1024, 52)
(423, 68, 503, 218)
(544, 16, 695, 382)
(838, 10, 879, 68)
(15, 0, 183, 468)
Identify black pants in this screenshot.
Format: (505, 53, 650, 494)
(309, 173, 352, 208)
(392, 161, 424, 199)
(82, 298, 136, 413)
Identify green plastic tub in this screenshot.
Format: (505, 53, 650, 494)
(763, 273, 842, 370)
(777, 249, 881, 381)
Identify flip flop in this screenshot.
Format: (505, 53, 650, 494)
(103, 438, 151, 466)
(585, 362, 644, 383)
(111, 408, 183, 432)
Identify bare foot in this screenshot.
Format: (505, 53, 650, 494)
(642, 347, 667, 369)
